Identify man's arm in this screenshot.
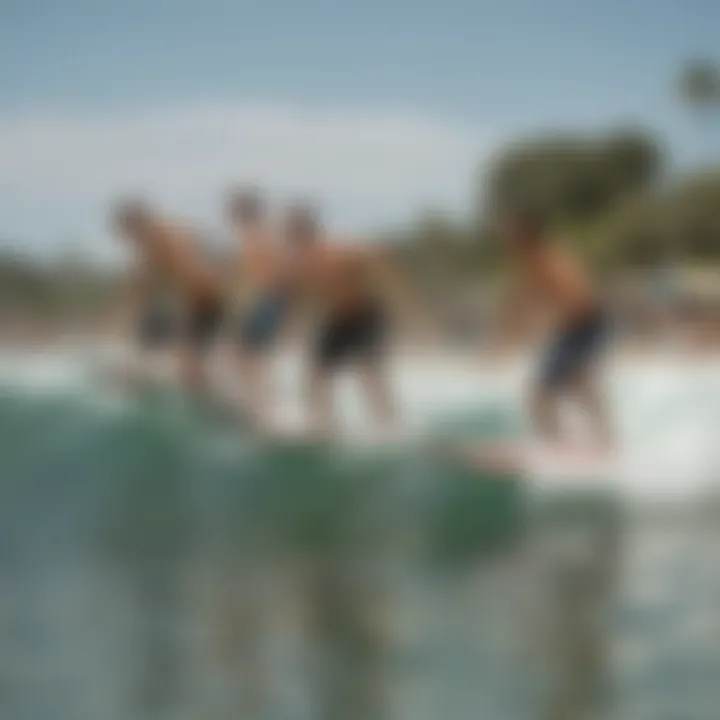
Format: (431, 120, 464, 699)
(484, 276, 537, 354)
(364, 245, 437, 340)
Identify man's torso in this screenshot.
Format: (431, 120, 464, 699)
(517, 244, 596, 325)
(143, 221, 219, 303)
(302, 241, 375, 315)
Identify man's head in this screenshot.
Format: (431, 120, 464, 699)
(283, 202, 320, 248)
(226, 186, 265, 225)
(501, 207, 547, 254)
(111, 198, 154, 240)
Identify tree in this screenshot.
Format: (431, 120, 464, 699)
(679, 60, 720, 110)
(599, 170, 720, 268)
(483, 130, 663, 226)
(602, 129, 663, 195)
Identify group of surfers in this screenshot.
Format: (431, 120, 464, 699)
(113, 187, 613, 452)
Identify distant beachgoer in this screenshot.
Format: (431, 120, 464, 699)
(496, 209, 613, 451)
(112, 199, 225, 398)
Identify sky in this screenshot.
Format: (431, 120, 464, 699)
(0, 0, 717, 260)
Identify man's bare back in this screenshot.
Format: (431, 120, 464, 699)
(514, 242, 597, 327)
(140, 218, 218, 303)
(297, 241, 378, 313)
(113, 200, 225, 395)
(283, 205, 398, 436)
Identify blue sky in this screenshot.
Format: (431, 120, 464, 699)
(0, 0, 717, 258)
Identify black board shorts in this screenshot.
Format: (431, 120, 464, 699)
(314, 302, 386, 370)
(539, 308, 608, 390)
(137, 305, 178, 350)
(186, 296, 225, 351)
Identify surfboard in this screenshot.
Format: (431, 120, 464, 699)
(90, 355, 607, 478)
(442, 439, 614, 477)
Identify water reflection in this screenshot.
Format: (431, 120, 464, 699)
(0, 389, 716, 719)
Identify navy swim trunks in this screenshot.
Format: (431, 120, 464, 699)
(314, 302, 386, 370)
(137, 304, 178, 349)
(238, 292, 288, 351)
(539, 309, 608, 390)
(187, 295, 225, 351)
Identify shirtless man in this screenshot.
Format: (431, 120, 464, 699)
(112, 199, 225, 398)
(226, 187, 290, 428)
(499, 210, 613, 450)
(282, 203, 402, 438)
(114, 224, 181, 386)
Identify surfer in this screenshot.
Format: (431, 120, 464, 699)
(112, 199, 225, 398)
(282, 203, 410, 439)
(226, 186, 291, 429)
(117, 240, 181, 386)
(496, 209, 613, 452)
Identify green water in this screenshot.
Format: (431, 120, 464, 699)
(0, 383, 715, 720)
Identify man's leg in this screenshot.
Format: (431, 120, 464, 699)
(235, 349, 271, 430)
(305, 316, 343, 439)
(132, 307, 177, 389)
(306, 365, 335, 438)
(179, 342, 209, 397)
(354, 304, 397, 432)
(529, 383, 563, 444)
(235, 295, 288, 430)
(358, 358, 397, 432)
(570, 365, 614, 451)
(533, 341, 565, 444)
(181, 300, 222, 399)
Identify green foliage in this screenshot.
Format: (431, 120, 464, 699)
(1, 117, 718, 325)
(598, 169, 720, 269)
(485, 129, 663, 224)
(395, 125, 719, 292)
(0, 250, 121, 325)
(679, 60, 720, 107)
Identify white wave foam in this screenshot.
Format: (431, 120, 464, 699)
(1, 344, 717, 501)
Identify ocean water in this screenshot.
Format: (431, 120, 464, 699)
(0, 346, 718, 720)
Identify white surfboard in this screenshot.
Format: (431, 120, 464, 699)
(442, 439, 615, 477)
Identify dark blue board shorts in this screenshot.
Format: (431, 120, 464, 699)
(237, 292, 288, 351)
(539, 308, 608, 391)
